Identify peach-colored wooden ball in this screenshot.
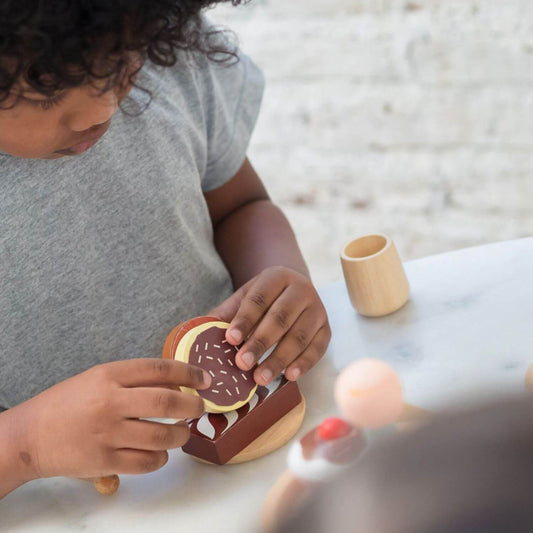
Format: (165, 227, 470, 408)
(334, 359, 403, 429)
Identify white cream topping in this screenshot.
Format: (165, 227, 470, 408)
(221, 410, 239, 435)
(287, 442, 347, 482)
(196, 415, 216, 440)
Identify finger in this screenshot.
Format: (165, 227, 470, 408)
(284, 325, 331, 381)
(113, 449, 169, 475)
(226, 270, 290, 346)
(113, 420, 190, 451)
(252, 307, 322, 384)
(98, 358, 212, 389)
(235, 285, 308, 371)
(118, 387, 205, 420)
(207, 281, 250, 323)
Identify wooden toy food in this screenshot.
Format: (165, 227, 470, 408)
(164, 316, 306, 465)
(334, 358, 403, 428)
(82, 316, 309, 493)
(81, 475, 120, 495)
(163, 316, 257, 413)
(287, 417, 366, 482)
(184, 376, 304, 465)
(262, 358, 406, 531)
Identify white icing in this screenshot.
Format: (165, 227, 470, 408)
(248, 393, 259, 412)
(142, 417, 178, 425)
(265, 377, 282, 398)
(258, 344, 276, 364)
(196, 414, 216, 440)
(221, 410, 239, 435)
(287, 442, 347, 482)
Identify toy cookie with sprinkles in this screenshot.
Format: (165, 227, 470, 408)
(162, 316, 258, 413)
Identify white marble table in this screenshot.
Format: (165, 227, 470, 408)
(321, 237, 533, 409)
(1, 238, 532, 532)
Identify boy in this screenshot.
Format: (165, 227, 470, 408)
(0, 1, 330, 497)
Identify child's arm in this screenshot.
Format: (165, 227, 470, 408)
(0, 359, 210, 499)
(206, 158, 310, 285)
(205, 158, 331, 386)
(0, 407, 36, 498)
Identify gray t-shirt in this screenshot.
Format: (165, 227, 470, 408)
(0, 48, 264, 410)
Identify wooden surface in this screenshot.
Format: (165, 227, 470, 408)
(340, 234, 410, 317)
(88, 476, 120, 496)
(525, 364, 533, 392)
(399, 402, 432, 422)
(261, 471, 311, 533)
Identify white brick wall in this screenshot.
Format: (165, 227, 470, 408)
(211, 0, 533, 284)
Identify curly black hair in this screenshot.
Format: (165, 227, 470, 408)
(0, 0, 245, 108)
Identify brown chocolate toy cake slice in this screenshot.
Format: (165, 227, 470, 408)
(184, 376, 304, 465)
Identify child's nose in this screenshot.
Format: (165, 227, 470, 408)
(66, 89, 119, 132)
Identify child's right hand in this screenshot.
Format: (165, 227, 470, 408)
(17, 359, 211, 480)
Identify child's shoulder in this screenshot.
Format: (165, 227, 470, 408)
(134, 36, 264, 162)
(140, 40, 264, 105)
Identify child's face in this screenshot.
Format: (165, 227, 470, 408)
(0, 72, 136, 160)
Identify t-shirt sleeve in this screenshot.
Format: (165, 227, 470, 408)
(199, 48, 265, 192)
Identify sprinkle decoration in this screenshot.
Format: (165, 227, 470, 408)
(189, 326, 256, 408)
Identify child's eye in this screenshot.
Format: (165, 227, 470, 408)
(24, 92, 66, 111)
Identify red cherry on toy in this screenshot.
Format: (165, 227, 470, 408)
(317, 417, 352, 440)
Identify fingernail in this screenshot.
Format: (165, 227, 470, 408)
(228, 329, 242, 344)
(291, 368, 301, 380)
(198, 398, 206, 414)
(202, 370, 212, 387)
(261, 368, 273, 383)
(241, 352, 255, 368)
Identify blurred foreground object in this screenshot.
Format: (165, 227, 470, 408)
(277, 394, 533, 533)
(263, 359, 427, 531)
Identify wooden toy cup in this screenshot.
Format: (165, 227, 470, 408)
(340, 234, 409, 317)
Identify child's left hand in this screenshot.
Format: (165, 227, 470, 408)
(209, 266, 331, 386)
